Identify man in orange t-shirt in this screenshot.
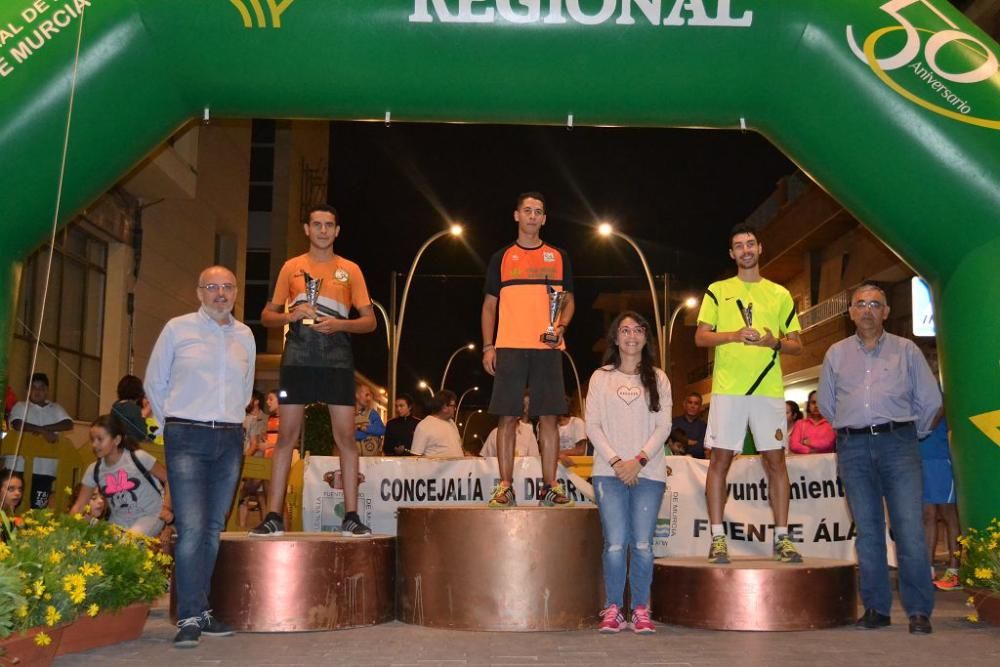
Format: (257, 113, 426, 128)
(251, 204, 376, 537)
(481, 192, 575, 508)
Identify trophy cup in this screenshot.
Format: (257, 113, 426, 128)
(301, 271, 323, 326)
(735, 298, 753, 328)
(541, 283, 568, 344)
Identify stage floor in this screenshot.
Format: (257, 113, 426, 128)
(55, 589, 997, 666)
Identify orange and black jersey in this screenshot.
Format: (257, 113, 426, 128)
(485, 241, 573, 350)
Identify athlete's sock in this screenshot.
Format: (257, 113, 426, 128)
(711, 524, 724, 537)
(775, 526, 789, 541)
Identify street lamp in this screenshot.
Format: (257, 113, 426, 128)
(667, 296, 699, 356)
(462, 409, 484, 442)
(440, 343, 476, 390)
(455, 385, 479, 418)
(390, 223, 464, 414)
(598, 222, 665, 367)
(561, 349, 585, 419)
(370, 300, 392, 352)
(417, 380, 434, 396)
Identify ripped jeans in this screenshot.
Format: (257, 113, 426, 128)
(594, 476, 666, 609)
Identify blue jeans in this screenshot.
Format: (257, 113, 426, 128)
(165, 423, 243, 621)
(836, 423, 934, 617)
(594, 476, 666, 609)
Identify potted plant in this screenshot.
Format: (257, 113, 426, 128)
(0, 508, 171, 661)
(960, 517, 1000, 626)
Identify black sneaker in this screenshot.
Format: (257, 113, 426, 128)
(174, 617, 202, 649)
(856, 608, 891, 629)
(249, 512, 284, 537)
(341, 515, 372, 537)
(200, 610, 235, 637)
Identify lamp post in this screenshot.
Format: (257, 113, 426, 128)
(462, 409, 484, 442)
(598, 222, 664, 367)
(370, 300, 392, 353)
(440, 343, 476, 390)
(455, 385, 479, 418)
(561, 349, 585, 419)
(389, 224, 464, 414)
(417, 380, 434, 396)
(667, 296, 699, 371)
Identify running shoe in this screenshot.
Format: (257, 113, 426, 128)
(174, 617, 202, 649)
(708, 534, 730, 564)
(488, 483, 516, 508)
(934, 570, 962, 591)
(200, 610, 235, 637)
(774, 534, 804, 563)
(598, 604, 625, 633)
(341, 515, 373, 537)
(249, 512, 284, 537)
(538, 482, 575, 507)
(631, 605, 655, 634)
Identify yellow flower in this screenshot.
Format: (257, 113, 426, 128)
(34, 631, 52, 647)
(967, 613, 979, 623)
(32, 580, 45, 597)
(16, 605, 28, 618)
(142, 560, 153, 572)
(73, 512, 84, 520)
(64, 486, 73, 496)
(974, 567, 993, 580)
(966, 596, 976, 607)
(87, 603, 100, 617)
(43, 593, 52, 601)
(0, 542, 10, 561)
(48, 550, 64, 564)
(80, 563, 103, 577)
(966, 578, 975, 586)
(45, 605, 61, 626)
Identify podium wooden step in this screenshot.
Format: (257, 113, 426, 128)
(397, 506, 603, 631)
(208, 532, 395, 631)
(651, 556, 857, 631)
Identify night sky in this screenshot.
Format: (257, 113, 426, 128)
(327, 121, 794, 427)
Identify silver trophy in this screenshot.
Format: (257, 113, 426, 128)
(542, 283, 568, 344)
(301, 271, 323, 326)
(736, 298, 753, 328)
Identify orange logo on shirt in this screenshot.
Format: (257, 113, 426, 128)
(775, 428, 784, 441)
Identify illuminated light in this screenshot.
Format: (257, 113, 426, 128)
(450, 224, 464, 236)
(597, 222, 613, 237)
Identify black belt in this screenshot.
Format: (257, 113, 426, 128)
(838, 420, 913, 436)
(165, 417, 243, 430)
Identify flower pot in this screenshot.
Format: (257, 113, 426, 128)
(971, 589, 1000, 626)
(56, 602, 151, 656)
(0, 625, 63, 666)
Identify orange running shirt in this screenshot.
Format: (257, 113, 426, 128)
(485, 242, 573, 350)
(272, 254, 370, 318)
(272, 254, 371, 368)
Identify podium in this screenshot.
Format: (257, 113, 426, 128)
(208, 533, 395, 631)
(397, 506, 603, 631)
(651, 557, 857, 631)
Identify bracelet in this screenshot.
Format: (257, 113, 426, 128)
(609, 457, 622, 467)
(482, 344, 495, 351)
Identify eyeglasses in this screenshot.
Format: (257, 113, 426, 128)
(851, 300, 885, 311)
(199, 283, 237, 294)
(618, 325, 646, 337)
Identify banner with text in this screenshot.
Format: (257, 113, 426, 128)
(302, 456, 594, 534)
(656, 454, 884, 563)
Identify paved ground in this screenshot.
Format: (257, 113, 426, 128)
(54, 589, 998, 667)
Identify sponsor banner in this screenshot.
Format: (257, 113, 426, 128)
(656, 454, 887, 563)
(302, 456, 594, 534)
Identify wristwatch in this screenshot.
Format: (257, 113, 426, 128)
(635, 452, 648, 467)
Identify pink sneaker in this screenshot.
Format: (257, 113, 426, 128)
(598, 604, 625, 633)
(631, 605, 655, 634)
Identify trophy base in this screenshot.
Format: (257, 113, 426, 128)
(540, 331, 560, 344)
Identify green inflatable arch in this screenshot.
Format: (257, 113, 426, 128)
(1, 1, 998, 526)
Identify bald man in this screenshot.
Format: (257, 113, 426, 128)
(146, 265, 256, 649)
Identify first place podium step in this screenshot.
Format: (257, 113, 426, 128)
(209, 532, 396, 632)
(397, 505, 604, 631)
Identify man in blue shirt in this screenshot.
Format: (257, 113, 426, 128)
(671, 392, 707, 459)
(818, 283, 942, 636)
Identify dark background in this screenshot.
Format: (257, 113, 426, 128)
(327, 121, 795, 428)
